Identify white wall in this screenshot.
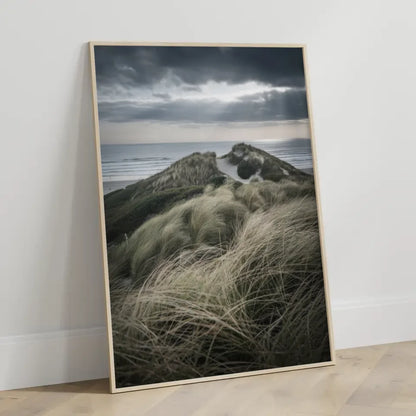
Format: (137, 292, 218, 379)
(1, 0, 415, 391)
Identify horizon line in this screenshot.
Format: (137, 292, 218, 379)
(101, 137, 311, 146)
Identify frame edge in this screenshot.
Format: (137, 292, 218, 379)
(302, 45, 336, 364)
(89, 41, 336, 393)
(88, 41, 117, 393)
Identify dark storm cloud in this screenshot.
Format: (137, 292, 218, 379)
(94, 45, 306, 89)
(182, 85, 202, 92)
(152, 92, 171, 99)
(98, 88, 308, 123)
(94, 45, 308, 124)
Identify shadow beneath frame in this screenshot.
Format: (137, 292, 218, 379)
(24, 378, 110, 395)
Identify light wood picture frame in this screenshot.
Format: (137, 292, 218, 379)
(89, 42, 335, 393)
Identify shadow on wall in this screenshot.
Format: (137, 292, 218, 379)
(59, 43, 108, 380)
(0, 41, 110, 391)
(6, 43, 109, 384)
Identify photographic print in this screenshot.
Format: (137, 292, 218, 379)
(90, 43, 334, 392)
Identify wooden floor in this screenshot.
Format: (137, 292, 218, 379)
(1, 341, 415, 415)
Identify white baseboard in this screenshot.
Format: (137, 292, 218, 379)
(1, 297, 415, 391)
(332, 296, 416, 350)
(0, 327, 108, 391)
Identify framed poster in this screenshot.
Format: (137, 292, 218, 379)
(89, 42, 334, 393)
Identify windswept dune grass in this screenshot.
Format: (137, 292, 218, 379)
(234, 180, 315, 211)
(108, 179, 330, 387)
(108, 186, 247, 284)
(104, 151, 226, 244)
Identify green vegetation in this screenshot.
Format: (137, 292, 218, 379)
(104, 152, 225, 244)
(237, 159, 257, 179)
(106, 185, 205, 244)
(224, 143, 312, 184)
(107, 182, 329, 387)
(104, 144, 329, 388)
(260, 158, 284, 181)
(109, 186, 247, 283)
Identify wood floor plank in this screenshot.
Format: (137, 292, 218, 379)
(391, 368, 416, 410)
(0, 342, 415, 416)
(338, 404, 416, 416)
(190, 370, 298, 416)
(285, 345, 388, 416)
(0, 391, 78, 416)
(52, 384, 178, 416)
(141, 378, 238, 416)
(347, 341, 416, 408)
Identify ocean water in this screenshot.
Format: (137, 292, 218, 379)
(101, 139, 314, 193)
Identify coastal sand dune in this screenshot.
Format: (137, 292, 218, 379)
(103, 143, 330, 388)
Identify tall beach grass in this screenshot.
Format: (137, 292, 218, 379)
(108, 180, 330, 387)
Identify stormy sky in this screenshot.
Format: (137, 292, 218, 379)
(94, 46, 311, 144)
